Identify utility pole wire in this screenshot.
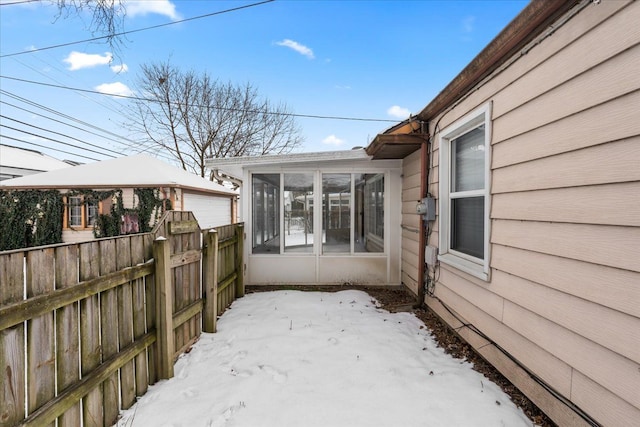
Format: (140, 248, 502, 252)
(1, 114, 125, 156)
(0, 0, 276, 58)
(0, 134, 101, 161)
(0, 124, 117, 158)
(0, 75, 398, 123)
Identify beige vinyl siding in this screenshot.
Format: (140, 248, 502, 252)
(492, 136, 640, 191)
(401, 149, 421, 296)
(425, 1, 640, 426)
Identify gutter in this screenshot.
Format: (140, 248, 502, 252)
(417, 0, 580, 122)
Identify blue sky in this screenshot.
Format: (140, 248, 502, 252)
(0, 0, 527, 164)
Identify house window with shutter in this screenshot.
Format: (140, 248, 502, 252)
(439, 103, 492, 281)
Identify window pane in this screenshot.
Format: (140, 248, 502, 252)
(68, 196, 82, 227)
(284, 173, 314, 253)
(322, 174, 350, 253)
(452, 126, 485, 192)
(252, 174, 280, 254)
(355, 173, 384, 253)
(451, 197, 484, 259)
(86, 202, 98, 226)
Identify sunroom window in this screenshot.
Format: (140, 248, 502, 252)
(252, 174, 280, 253)
(284, 173, 314, 253)
(356, 173, 384, 253)
(322, 174, 351, 253)
(251, 171, 386, 255)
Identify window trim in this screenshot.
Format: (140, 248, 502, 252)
(64, 195, 100, 230)
(438, 102, 492, 281)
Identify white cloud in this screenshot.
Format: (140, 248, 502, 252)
(334, 85, 351, 90)
(276, 39, 314, 59)
(387, 105, 411, 119)
(322, 134, 344, 146)
(95, 82, 134, 97)
(125, 0, 180, 20)
(111, 63, 129, 73)
(462, 15, 476, 33)
(64, 51, 112, 71)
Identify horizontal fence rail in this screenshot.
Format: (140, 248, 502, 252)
(0, 212, 244, 427)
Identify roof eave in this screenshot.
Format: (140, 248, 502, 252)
(366, 134, 426, 160)
(417, 0, 579, 122)
(0, 183, 236, 196)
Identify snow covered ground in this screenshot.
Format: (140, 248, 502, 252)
(115, 290, 532, 427)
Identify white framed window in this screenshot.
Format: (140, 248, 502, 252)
(438, 103, 492, 280)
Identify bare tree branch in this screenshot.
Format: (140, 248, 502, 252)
(53, 0, 126, 53)
(128, 60, 303, 178)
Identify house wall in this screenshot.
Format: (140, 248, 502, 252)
(423, 2, 640, 426)
(401, 149, 422, 295)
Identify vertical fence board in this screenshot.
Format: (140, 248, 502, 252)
(142, 234, 157, 386)
(235, 224, 245, 298)
(116, 237, 136, 410)
(145, 268, 157, 386)
(213, 224, 243, 317)
(172, 221, 185, 356)
(188, 213, 200, 342)
(181, 230, 191, 349)
(26, 248, 55, 427)
(99, 239, 119, 427)
(0, 251, 26, 427)
(154, 238, 174, 379)
(203, 230, 219, 333)
(55, 244, 81, 427)
(186, 229, 196, 344)
(131, 235, 149, 396)
(79, 241, 103, 427)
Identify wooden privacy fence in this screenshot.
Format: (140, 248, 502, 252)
(0, 211, 244, 427)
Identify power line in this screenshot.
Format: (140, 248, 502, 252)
(1, 89, 134, 148)
(0, 124, 116, 158)
(1, 99, 132, 149)
(10, 55, 131, 124)
(0, 134, 101, 161)
(0, 0, 40, 6)
(0, 75, 399, 123)
(0, 114, 125, 156)
(0, 90, 178, 163)
(0, 0, 275, 58)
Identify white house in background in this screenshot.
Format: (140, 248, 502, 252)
(0, 154, 238, 243)
(0, 145, 72, 180)
(207, 148, 402, 286)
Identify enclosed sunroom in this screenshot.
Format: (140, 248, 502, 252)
(207, 149, 402, 286)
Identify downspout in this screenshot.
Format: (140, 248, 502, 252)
(416, 123, 429, 307)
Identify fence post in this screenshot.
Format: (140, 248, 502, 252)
(153, 237, 174, 379)
(203, 229, 219, 333)
(235, 224, 245, 298)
